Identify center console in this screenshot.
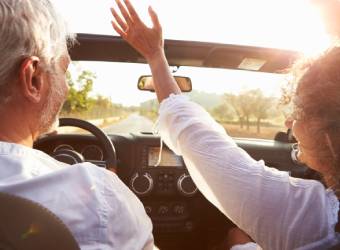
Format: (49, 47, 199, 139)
(130, 139, 198, 233)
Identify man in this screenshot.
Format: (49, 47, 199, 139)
(0, 0, 154, 249)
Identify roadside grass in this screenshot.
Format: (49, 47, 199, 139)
(57, 112, 286, 140)
(221, 123, 286, 140)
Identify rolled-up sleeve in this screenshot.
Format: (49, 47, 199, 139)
(157, 94, 339, 250)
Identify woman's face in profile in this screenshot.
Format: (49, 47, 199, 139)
(291, 119, 315, 165)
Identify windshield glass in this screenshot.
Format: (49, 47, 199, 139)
(60, 61, 287, 139)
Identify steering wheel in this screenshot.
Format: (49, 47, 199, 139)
(50, 118, 117, 171)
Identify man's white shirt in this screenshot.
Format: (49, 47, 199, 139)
(0, 141, 154, 250)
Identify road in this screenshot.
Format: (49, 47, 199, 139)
(103, 114, 155, 134)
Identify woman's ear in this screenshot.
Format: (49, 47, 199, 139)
(18, 56, 45, 103)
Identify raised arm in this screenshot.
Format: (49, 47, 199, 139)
(110, 0, 180, 102)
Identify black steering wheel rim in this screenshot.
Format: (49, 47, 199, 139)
(58, 118, 117, 170)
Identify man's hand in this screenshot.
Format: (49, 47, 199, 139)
(110, 0, 163, 62)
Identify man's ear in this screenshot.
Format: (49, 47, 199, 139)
(18, 56, 45, 103)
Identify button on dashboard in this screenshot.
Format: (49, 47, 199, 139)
(158, 205, 169, 215)
(173, 204, 185, 215)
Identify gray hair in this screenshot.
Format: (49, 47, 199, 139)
(0, 0, 75, 104)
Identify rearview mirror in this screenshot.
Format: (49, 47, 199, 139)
(138, 76, 192, 92)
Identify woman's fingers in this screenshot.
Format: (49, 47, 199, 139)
(110, 7, 128, 32)
(109, 0, 163, 60)
(123, 0, 142, 23)
(111, 20, 126, 38)
(115, 0, 133, 25)
(148, 6, 161, 31)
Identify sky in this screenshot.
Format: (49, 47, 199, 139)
(52, 0, 332, 106)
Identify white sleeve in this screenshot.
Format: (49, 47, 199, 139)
(157, 94, 338, 250)
(230, 242, 259, 250)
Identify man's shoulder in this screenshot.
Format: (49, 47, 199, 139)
(59, 163, 134, 200)
(69, 162, 113, 177)
(56, 162, 119, 188)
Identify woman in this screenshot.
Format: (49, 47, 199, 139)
(110, 1, 340, 249)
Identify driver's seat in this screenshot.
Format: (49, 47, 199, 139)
(0, 192, 80, 250)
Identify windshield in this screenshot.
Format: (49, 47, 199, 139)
(60, 61, 287, 139)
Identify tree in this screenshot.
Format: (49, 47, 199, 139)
(60, 66, 134, 121)
(211, 103, 234, 123)
(250, 89, 273, 133)
(62, 70, 96, 114)
(225, 89, 275, 133)
(139, 99, 159, 121)
(225, 92, 253, 130)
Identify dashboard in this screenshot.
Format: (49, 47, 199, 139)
(34, 132, 303, 250)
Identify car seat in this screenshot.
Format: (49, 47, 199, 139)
(0, 192, 79, 250)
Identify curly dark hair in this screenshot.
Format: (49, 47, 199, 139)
(290, 46, 340, 188)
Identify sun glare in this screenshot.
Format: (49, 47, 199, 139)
(53, 0, 332, 55)
(272, 0, 331, 56)
(54, 0, 334, 106)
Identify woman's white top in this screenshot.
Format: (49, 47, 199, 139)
(157, 94, 340, 250)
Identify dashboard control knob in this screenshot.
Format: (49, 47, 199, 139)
(177, 174, 198, 196)
(185, 221, 194, 231)
(131, 172, 154, 196)
(158, 205, 169, 215)
(173, 204, 185, 215)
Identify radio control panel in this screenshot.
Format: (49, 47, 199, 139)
(131, 141, 198, 233)
(130, 168, 197, 197)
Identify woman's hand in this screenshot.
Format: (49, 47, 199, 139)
(110, 0, 163, 62)
(110, 0, 180, 102)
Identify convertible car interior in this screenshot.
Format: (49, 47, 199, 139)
(31, 34, 317, 250)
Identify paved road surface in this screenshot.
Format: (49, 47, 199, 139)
(103, 114, 154, 134)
